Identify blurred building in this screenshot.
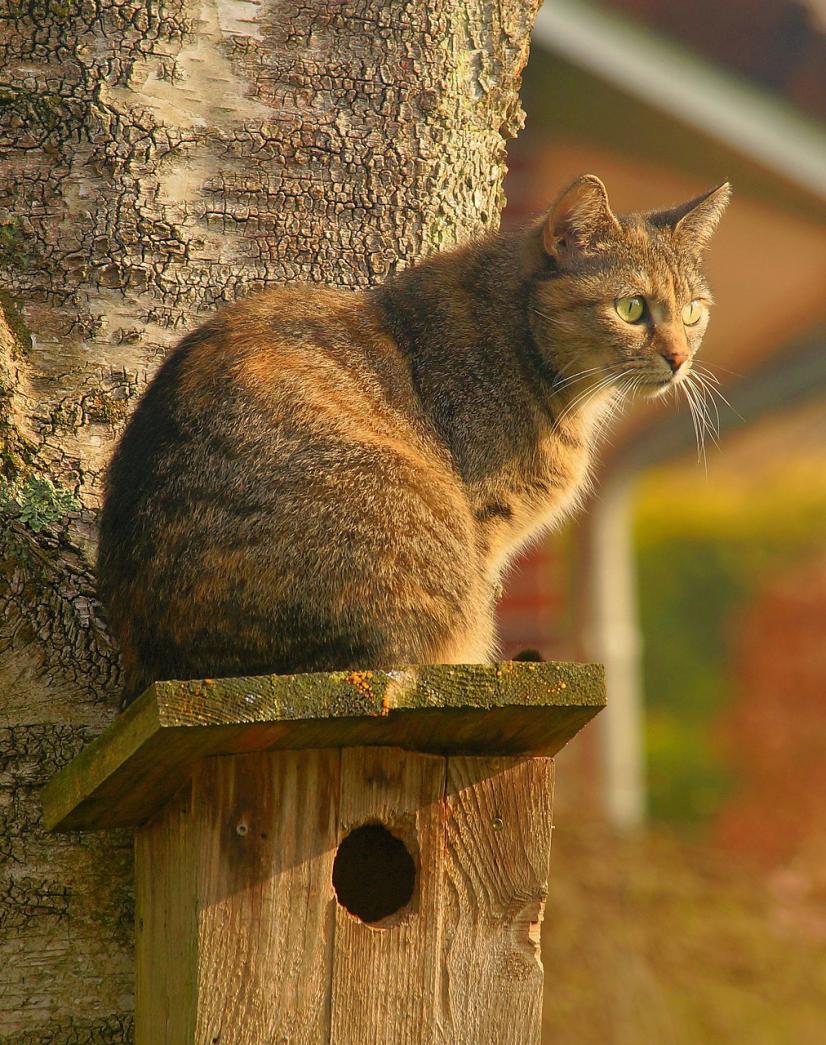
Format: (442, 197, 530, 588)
(497, 0, 826, 828)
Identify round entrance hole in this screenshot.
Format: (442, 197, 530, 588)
(332, 823, 416, 925)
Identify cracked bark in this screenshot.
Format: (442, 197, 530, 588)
(0, 0, 541, 1038)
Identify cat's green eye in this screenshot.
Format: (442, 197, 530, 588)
(614, 295, 646, 324)
(682, 299, 704, 326)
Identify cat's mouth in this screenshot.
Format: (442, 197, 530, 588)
(638, 365, 690, 396)
(633, 375, 675, 398)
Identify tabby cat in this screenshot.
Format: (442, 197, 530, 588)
(98, 175, 730, 704)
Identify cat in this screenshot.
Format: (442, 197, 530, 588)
(97, 174, 730, 705)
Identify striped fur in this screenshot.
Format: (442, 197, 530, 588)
(98, 175, 729, 703)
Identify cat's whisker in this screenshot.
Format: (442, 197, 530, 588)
(684, 373, 717, 474)
(553, 370, 623, 430)
(553, 385, 601, 430)
(622, 372, 645, 395)
(691, 363, 721, 386)
(552, 357, 580, 379)
(591, 369, 643, 446)
(552, 372, 602, 395)
(554, 386, 602, 432)
(679, 377, 705, 469)
(707, 383, 744, 422)
(685, 377, 715, 460)
(689, 371, 722, 436)
(697, 359, 742, 379)
(566, 368, 637, 440)
(602, 379, 634, 430)
(554, 371, 618, 418)
(690, 374, 721, 446)
(627, 372, 649, 401)
(692, 365, 745, 421)
(551, 364, 615, 394)
(554, 366, 607, 386)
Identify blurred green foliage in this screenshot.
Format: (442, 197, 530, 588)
(635, 465, 826, 828)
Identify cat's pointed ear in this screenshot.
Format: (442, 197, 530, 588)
(543, 175, 620, 261)
(652, 182, 732, 254)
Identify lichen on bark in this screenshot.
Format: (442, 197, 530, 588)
(0, 0, 541, 1036)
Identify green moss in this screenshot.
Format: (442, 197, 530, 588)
(84, 388, 130, 426)
(0, 437, 34, 481)
(0, 289, 33, 354)
(0, 218, 37, 272)
(0, 475, 80, 534)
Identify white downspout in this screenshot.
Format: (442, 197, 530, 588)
(585, 474, 646, 830)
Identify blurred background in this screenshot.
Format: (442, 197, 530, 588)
(497, 1, 826, 1040)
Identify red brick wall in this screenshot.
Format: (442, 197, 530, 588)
(496, 542, 567, 659)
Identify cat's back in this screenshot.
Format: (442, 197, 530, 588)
(168, 283, 424, 431)
(98, 282, 478, 700)
(102, 283, 441, 520)
(98, 285, 465, 603)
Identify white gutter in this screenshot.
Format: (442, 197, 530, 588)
(534, 1, 826, 199)
(585, 476, 645, 830)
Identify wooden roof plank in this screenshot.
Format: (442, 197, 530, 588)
(42, 662, 605, 832)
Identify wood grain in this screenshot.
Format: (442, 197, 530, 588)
(135, 781, 198, 1043)
(194, 751, 340, 1045)
(135, 750, 340, 1045)
(42, 664, 585, 1041)
(131, 747, 558, 1042)
(42, 662, 604, 831)
(439, 756, 555, 1044)
(330, 747, 446, 1043)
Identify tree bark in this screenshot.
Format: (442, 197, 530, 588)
(0, 0, 540, 1038)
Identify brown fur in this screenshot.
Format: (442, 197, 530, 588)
(98, 175, 730, 703)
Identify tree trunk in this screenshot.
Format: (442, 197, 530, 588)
(0, 0, 540, 1038)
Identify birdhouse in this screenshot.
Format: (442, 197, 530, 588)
(42, 662, 604, 1043)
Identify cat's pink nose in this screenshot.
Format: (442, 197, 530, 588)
(661, 348, 688, 373)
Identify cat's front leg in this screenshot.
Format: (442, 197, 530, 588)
(429, 585, 498, 665)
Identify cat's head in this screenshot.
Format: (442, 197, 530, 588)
(530, 174, 730, 401)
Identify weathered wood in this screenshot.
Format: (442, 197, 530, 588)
(135, 780, 198, 1043)
(440, 756, 555, 1044)
(136, 750, 340, 1045)
(133, 746, 555, 1044)
(42, 662, 605, 831)
(330, 747, 446, 1043)
(42, 665, 601, 1043)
